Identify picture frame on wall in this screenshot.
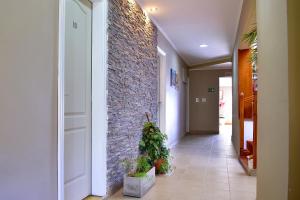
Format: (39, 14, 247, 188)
(170, 68, 177, 86)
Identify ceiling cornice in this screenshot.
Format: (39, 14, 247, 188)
(233, 0, 256, 51)
(135, 0, 191, 66)
(150, 16, 191, 66)
(189, 56, 232, 70)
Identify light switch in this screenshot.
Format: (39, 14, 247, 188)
(195, 98, 199, 103)
(202, 98, 207, 103)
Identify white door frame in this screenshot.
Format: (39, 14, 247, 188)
(58, 0, 108, 199)
(157, 46, 167, 135)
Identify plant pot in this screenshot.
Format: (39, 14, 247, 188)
(123, 167, 155, 198)
(154, 158, 165, 174)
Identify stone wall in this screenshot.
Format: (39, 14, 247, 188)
(107, 0, 159, 194)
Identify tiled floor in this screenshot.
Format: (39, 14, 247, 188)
(84, 196, 102, 200)
(109, 125, 256, 200)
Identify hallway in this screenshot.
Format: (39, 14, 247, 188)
(109, 126, 256, 200)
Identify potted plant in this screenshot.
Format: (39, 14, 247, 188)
(122, 155, 156, 198)
(242, 25, 258, 73)
(154, 146, 172, 174)
(139, 114, 172, 175)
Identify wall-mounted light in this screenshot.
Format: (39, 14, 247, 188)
(200, 44, 208, 48)
(148, 7, 158, 13)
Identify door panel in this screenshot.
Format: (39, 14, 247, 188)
(64, 129, 86, 183)
(64, 0, 92, 199)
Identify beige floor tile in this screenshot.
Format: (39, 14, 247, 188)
(230, 191, 256, 200)
(84, 196, 103, 200)
(108, 126, 256, 200)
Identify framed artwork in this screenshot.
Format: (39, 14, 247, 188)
(170, 68, 177, 86)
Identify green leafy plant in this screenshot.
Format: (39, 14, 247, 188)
(139, 121, 171, 174)
(157, 159, 170, 174)
(122, 114, 173, 177)
(133, 172, 148, 177)
(242, 25, 258, 72)
(122, 155, 152, 178)
(121, 157, 136, 176)
(136, 155, 151, 174)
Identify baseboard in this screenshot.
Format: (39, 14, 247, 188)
(188, 130, 219, 135)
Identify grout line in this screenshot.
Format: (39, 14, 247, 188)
(226, 155, 232, 200)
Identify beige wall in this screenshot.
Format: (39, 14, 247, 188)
(257, 0, 289, 199)
(189, 69, 232, 133)
(0, 1, 58, 200)
(232, 48, 240, 153)
(231, 0, 256, 154)
(288, 0, 300, 199)
(157, 31, 188, 147)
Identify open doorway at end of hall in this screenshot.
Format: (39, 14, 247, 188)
(219, 76, 232, 136)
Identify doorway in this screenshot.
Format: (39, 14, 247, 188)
(158, 47, 167, 134)
(59, 0, 108, 199)
(219, 77, 232, 135)
(64, 0, 92, 199)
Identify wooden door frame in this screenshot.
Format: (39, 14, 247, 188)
(58, 0, 108, 199)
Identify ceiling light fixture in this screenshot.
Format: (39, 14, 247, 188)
(200, 44, 208, 48)
(148, 7, 158, 13)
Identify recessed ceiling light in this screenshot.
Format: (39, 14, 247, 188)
(148, 7, 158, 13)
(200, 44, 208, 48)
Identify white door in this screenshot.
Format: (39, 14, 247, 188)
(64, 0, 92, 199)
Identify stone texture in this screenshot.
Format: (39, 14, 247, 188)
(107, 0, 159, 194)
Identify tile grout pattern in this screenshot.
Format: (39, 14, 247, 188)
(109, 125, 256, 200)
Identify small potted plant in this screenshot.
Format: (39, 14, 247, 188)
(139, 114, 172, 175)
(154, 146, 172, 174)
(122, 155, 156, 198)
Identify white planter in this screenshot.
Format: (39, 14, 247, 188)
(123, 167, 156, 198)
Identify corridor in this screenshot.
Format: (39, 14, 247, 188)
(109, 126, 256, 200)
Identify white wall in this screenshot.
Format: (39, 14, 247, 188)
(157, 31, 188, 147)
(257, 0, 289, 199)
(220, 85, 232, 122)
(0, 1, 58, 200)
(232, 0, 256, 155)
(219, 78, 232, 122)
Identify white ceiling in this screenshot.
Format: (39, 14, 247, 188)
(135, 0, 243, 66)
